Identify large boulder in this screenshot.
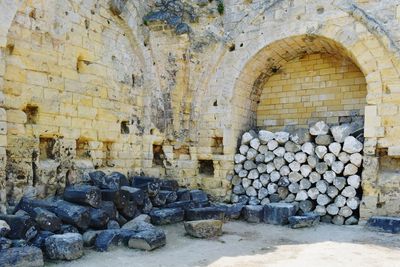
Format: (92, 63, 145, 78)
(44, 233, 83, 260)
(184, 220, 223, 238)
(0, 246, 44, 267)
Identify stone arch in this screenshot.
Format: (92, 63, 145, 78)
(200, 13, 400, 154)
(196, 5, 400, 216)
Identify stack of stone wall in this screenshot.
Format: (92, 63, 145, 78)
(229, 121, 363, 225)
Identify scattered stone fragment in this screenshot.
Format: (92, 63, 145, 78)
(44, 233, 83, 260)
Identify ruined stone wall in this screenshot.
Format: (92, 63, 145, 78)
(2, 0, 148, 206)
(0, 0, 400, 218)
(257, 53, 367, 130)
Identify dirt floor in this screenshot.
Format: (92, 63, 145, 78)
(46, 221, 400, 267)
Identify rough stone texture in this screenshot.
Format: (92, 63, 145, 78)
(149, 208, 184, 225)
(0, 0, 398, 220)
(0, 219, 10, 237)
(243, 205, 264, 223)
(44, 233, 83, 260)
(184, 219, 223, 238)
(0, 246, 44, 267)
(263, 203, 297, 225)
(288, 213, 320, 229)
(366, 216, 400, 234)
(128, 229, 166, 251)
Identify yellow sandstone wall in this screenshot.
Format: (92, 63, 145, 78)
(257, 53, 367, 130)
(3, 1, 145, 204)
(0, 0, 399, 218)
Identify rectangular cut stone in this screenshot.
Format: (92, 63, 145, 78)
(288, 213, 320, 229)
(367, 216, 400, 233)
(185, 207, 225, 221)
(263, 203, 298, 225)
(149, 208, 184, 225)
(243, 205, 264, 223)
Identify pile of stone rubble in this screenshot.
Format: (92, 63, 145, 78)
(229, 120, 364, 225)
(0, 172, 232, 266)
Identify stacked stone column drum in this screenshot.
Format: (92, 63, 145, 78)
(230, 121, 364, 225)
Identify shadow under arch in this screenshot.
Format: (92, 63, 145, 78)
(231, 34, 370, 133)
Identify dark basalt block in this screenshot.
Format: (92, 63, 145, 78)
(0, 246, 44, 267)
(94, 229, 137, 252)
(243, 205, 264, 223)
(159, 179, 179, 191)
(59, 224, 79, 234)
(98, 201, 117, 219)
(263, 203, 298, 225)
(63, 185, 101, 208)
(104, 172, 130, 190)
(190, 190, 208, 203)
(120, 186, 145, 205)
(0, 214, 37, 241)
(177, 189, 191, 201)
(89, 208, 110, 229)
(131, 176, 160, 197)
(164, 200, 195, 210)
(366, 216, 400, 234)
(50, 200, 91, 231)
(118, 201, 138, 220)
(212, 203, 244, 220)
(30, 207, 61, 232)
(288, 213, 320, 229)
(128, 229, 166, 251)
(149, 208, 184, 225)
(31, 231, 54, 249)
(44, 233, 83, 260)
(185, 207, 225, 221)
(0, 237, 12, 250)
(158, 190, 178, 204)
(140, 196, 153, 214)
(94, 230, 122, 252)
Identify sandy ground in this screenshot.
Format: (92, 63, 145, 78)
(46, 221, 400, 267)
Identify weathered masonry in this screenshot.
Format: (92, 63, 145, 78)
(0, 0, 400, 219)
